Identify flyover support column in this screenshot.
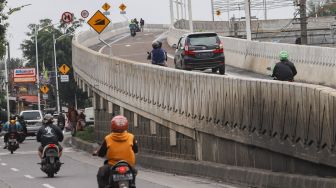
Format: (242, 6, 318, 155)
(170, 0, 175, 26)
(244, 0, 252, 40)
(188, 0, 193, 32)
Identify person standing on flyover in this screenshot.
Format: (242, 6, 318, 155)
(272, 51, 297, 82)
(140, 18, 145, 32)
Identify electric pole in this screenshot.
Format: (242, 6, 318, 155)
(299, 0, 308, 44)
(211, 0, 215, 21)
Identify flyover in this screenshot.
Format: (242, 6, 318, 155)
(73, 20, 336, 187)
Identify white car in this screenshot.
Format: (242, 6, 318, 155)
(84, 107, 94, 126)
(20, 110, 43, 136)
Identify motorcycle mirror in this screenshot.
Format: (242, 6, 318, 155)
(266, 67, 272, 71)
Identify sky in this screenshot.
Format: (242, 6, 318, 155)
(5, 0, 295, 58)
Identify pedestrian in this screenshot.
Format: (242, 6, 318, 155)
(272, 51, 297, 81)
(67, 106, 78, 134)
(140, 18, 145, 32)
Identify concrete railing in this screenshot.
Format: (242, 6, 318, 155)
(73, 25, 336, 169)
(167, 27, 336, 88)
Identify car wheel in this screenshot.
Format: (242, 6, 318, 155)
(181, 60, 191, 71)
(219, 66, 225, 75)
(212, 68, 218, 73)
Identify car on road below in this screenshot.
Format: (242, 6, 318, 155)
(19, 110, 43, 136)
(173, 32, 225, 74)
(84, 107, 94, 126)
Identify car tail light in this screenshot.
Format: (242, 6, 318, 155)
(48, 144, 56, 148)
(117, 166, 129, 174)
(184, 45, 196, 55)
(213, 42, 224, 54)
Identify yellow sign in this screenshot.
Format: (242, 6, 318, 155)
(40, 85, 49, 94)
(102, 3, 111, 11)
(119, 3, 126, 11)
(59, 64, 70, 75)
(216, 10, 221, 16)
(87, 10, 111, 34)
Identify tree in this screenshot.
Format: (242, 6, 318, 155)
(0, 0, 9, 58)
(20, 18, 89, 109)
(308, 0, 336, 17)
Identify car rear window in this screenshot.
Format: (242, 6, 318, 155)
(187, 34, 219, 46)
(21, 112, 41, 120)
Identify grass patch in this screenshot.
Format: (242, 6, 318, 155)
(75, 126, 95, 143)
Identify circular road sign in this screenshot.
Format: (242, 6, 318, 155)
(81, 10, 89, 19)
(61, 12, 73, 24)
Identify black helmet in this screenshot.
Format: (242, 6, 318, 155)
(157, 40, 162, 48)
(10, 116, 16, 120)
(43, 114, 53, 124)
(152, 41, 159, 49)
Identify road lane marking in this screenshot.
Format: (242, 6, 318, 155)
(167, 53, 174, 59)
(1, 162, 7, 166)
(0, 148, 73, 156)
(10, 168, 19, 172)
(125, 44, 131, 47)
(99, 33, 130, 53)
(24, 175, 34, 179)
(43, 184, 55, 188)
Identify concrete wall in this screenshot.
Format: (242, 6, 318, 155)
(167, 27, 336, 88)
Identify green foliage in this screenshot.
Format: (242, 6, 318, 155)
(308, 0, 336, 17)
(8, 58, 23, 70)
(75, 126, 95, 143)
(20, 18, 89, 109)
(0, 1, 8, 58)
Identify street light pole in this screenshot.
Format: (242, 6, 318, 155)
(53, 34, 60, 114)
(35, 25, 41, 111)
(4, 43, 10, 121)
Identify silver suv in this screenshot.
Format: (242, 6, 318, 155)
(20, 110, 43, 136)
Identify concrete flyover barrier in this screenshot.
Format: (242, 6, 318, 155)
(167, 26, 336, 88)
(73, 23, 336, 187)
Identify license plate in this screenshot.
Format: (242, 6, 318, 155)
(113, 173, 133, 181)
(9, 139, 16, 142)
(197, 52, 213, 58)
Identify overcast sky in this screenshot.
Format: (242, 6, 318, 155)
(6, 0, 295, 58)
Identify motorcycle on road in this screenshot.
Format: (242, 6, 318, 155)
(8, 133, 19, 154)
(39, 143, 62, 178)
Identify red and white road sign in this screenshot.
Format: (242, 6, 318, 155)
(81, 10, 89, 18)
(61, 12, 73, 24)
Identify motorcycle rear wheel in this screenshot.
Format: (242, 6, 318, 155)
(47, 172, 54, 178)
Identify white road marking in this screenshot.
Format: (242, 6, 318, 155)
(1, 162, 7, 166)
(24, 175, 34, 179)
(125, 44, 131, 47)
(167, 53, 174, 59)
(42, 184, 55, 188)
(0, 147, 73, 156)
(99, 34, 130, 53)
(10, 168, 19, 172)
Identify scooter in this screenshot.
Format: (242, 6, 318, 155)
(109, 161, 136, 188)
(8, 133, 19, 154)
(39, 143, 63, 178)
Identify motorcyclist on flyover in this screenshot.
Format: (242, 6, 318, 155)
(17, 115, 28, 135)
(2, 116, 22, 149)
(94, 115, 138, 188)
(129, 20, 137, 37)
(36, 114, 64, 159)
(272, 51, 297, 81)
(147, 41, 168, 66)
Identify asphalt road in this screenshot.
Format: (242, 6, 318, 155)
(0, 134, 240, 188)
(92, 31, 271, 80)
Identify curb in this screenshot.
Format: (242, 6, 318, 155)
(67, 137, 336, 188)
